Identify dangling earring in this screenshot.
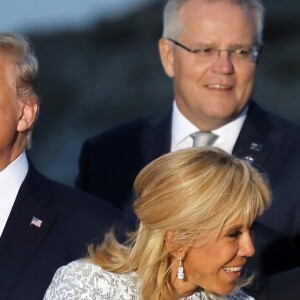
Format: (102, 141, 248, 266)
(177, 258, 184, 280)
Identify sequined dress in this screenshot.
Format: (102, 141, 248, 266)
(43, 260, 255, 300)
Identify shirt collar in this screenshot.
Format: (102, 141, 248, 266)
(172, 102, 199, 144)
(0, 151, 29, 216)
(171, 101, 248, 148)
(213, 108, 247, 154)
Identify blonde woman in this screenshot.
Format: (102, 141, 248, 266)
(44, 148, 271, 300)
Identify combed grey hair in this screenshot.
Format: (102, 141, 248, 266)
(0, 33, 39, 148)
(162, 0, 265, 45)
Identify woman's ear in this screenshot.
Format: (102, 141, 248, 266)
(17, 97, 39, 133)
(158, 38, 175, 78)
(165, 231, 187, 259)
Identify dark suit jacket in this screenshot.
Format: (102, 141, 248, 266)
(76, 101, 300, 238)
(0, 160, 120, 299)
(76, 101, 300, 293)
(257, 266, 300, 300)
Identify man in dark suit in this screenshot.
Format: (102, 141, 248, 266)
(76, 0, 300, 294)
(0, 33, 120, 299)
(76, 0, 300, 240)
(257, 267, 300, 300)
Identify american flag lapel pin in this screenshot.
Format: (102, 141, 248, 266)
(30, 216, 43, 228)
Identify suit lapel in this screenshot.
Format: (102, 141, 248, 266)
(141, 107, 172, 165)
(233, 102, 274, 169)
(0, 163, 57, 296)
(122, 108, 172, 228)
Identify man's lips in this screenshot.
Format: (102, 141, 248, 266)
(206, 84, 233, 90)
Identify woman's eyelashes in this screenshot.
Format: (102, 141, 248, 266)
(226, 226, 244, 239)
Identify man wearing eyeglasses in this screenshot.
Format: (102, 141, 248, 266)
(76, 0, 300, 294)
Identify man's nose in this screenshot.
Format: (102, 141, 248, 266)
(211, 50, 235, 75)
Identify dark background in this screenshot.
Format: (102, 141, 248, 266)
(25, 0, 300, 185)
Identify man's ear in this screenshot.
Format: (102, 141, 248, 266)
(17, 97, 39, 133)
(158, 38, 175, 78)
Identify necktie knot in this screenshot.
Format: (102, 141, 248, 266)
(191, 131, 218, 147)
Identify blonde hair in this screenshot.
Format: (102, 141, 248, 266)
(89, 147, 271, 299)
(0, 33, 39, 148)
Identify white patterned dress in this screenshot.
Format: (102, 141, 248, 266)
(43, 260, 255, 300)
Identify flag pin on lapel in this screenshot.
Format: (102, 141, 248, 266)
(30, 216, 43, 228)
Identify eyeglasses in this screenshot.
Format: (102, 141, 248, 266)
(167, 38, 261, 63)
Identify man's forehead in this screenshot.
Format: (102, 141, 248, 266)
(178, 0, 256, 38)
(0, 55, 17, 89)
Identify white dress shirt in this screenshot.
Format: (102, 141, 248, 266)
(171, 101, 248, 154)
(0, 151, 28, 236)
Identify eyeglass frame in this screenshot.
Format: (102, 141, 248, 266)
(167, 38, 262, 63)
